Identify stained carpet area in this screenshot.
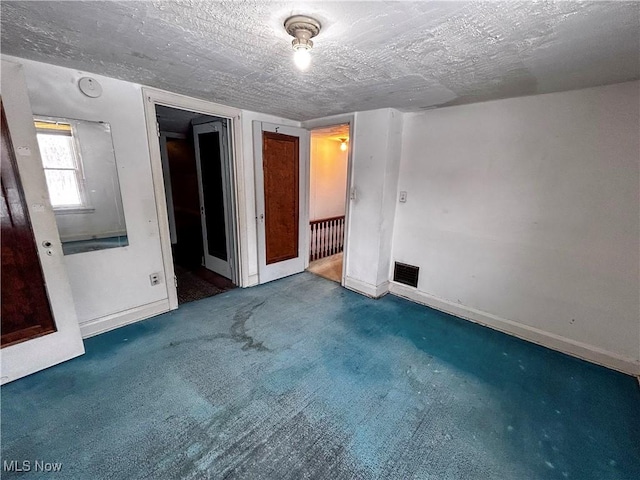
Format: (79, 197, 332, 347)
(1, 273, 639, 479)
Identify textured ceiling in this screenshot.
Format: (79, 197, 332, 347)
(2, 1, 639, 121)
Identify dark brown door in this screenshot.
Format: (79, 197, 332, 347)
(262, 131, 299, 265)
(166, 137, 203, 268)
(1, 102, 56, 347)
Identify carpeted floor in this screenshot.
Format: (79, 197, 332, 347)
(62, 235, 129, 255)
(174, 265, 234, 304)
(1, 273, 638, 479)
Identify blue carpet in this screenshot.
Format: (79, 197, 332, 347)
(1, 273, 639, 479)
(61, 236, 129, 255)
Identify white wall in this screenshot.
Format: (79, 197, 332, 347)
(391, 81, 640, 374)
(4, 55, 170, 331)
(344, 108, 403, 297)
(309, 134, 348, 221)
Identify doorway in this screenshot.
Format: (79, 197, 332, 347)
(306, 124, 350, 283)
(155, 105, 236, 304)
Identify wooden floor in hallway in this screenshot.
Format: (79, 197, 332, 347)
(307, 252, 343, 283)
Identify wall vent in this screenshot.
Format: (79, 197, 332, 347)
(393, 262, 419, 287)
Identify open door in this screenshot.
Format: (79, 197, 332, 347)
(1, 60, 84, 384)
(253, 122, 309, 283)
(192, 121, 235, 281)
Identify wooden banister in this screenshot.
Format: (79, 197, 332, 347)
(309, 215, 345, 261)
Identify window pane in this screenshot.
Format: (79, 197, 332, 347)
(37, 133, 76, 168)
(44, 170, 82, 207)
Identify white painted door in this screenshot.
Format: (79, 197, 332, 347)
(253, 122, 310, 284)
(193, 121, 234, 280)
(1, 60, 84, 385)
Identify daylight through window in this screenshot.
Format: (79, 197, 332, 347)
(34, 120, 88, 210)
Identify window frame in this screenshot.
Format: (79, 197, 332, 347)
(34, 117, 94, 214)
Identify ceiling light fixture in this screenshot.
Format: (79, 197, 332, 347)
(339, 138, 348, 151)
(284, 15, 321, 71)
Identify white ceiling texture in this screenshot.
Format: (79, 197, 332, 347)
(2, 1, 638, 121)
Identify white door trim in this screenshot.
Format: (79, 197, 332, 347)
(253, 121, 310, 284)
(302, 114, 356, 286)
(1, 60, 85, 384)
(142, 87, 248, 309)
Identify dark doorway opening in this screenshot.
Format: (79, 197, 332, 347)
(155, 106, 236, 304)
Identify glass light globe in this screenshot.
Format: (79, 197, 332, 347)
(293, 48, 311, 71)
(340, 141, 348, 151)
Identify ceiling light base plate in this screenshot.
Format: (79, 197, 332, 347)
(284, 16, 321, 39)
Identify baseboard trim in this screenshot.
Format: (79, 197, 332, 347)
(389, 282, 639, 376)
(246, 273, 259, 287)
(79, 299, 171, 338)
(344, 276, 389, 298)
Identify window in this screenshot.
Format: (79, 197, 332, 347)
(34, 120, 91, 211)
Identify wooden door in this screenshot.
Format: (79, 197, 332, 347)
(1, 104, 56, 346)
(163, 136, 203, 268)
(263, 131, 299, 264)
(253, 122, 309, 284)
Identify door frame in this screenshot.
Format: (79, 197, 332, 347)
(253, 122, 310, 284)
(302, 115, 355, 286)
(1, 60, 85, 384)
(158, 131, 183, 245)
(142, 88, 247, 309)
